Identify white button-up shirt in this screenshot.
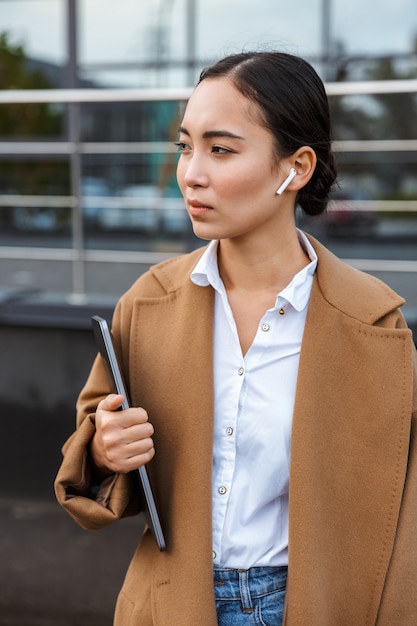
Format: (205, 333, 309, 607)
(191, 231, 317, 568)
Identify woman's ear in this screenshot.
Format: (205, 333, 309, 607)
(290, 146, 317, 191)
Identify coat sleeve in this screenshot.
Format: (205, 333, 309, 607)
(377, 341, 417, 624)
(54, 297, 143, 531)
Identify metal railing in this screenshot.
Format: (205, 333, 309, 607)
(1, 79, 417, 295)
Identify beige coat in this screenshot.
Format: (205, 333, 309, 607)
(55, 235, 417, 625)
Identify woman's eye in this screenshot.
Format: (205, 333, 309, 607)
(212, 146, 231, 154)
(174, 141, 190, 152)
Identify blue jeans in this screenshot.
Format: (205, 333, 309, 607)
(214, 566, 287, 626)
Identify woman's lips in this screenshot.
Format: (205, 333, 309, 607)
(188, 200, 213, 216)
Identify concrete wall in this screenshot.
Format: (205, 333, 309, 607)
(0, 290, 116, 500)
(0, 291, 137, 625)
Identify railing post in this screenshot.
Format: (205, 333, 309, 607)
(186, 0, 197, 86)
(68, 103, 85, 297)
(67, 0, 85, 297)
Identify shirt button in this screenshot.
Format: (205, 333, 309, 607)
(279, 308, 285, 316)
(238, 367, 244, 376)
(261, 323, 270, 332)
(218, 486, 227, 495)
(212, 551, 216, 560)
(226, 426, 233, 436)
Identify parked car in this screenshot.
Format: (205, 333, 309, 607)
(159, 194, 189, 235)
(12, 206, 57, 231)
(81, 176, 112, 229)
(326, 189, 378, 238)
(99, 184, 160, 233)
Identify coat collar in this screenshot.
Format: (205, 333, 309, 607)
(305, 234, 405, 323)
(149, 234, 405, 327)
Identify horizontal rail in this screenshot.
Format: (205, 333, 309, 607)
(0, 195, 416, 213)
(345, 259, 417, 272)
(327, 200, 417, 212)
(0, 79, 416, 105)
(0, 87, 192, 104)
(0, 141, 179, 155)
(333, 139, 417, 152)
(0, 195, 74, 208)
(0, 246, 176, 264)
(0, 245, 416, 273)
(325, 78, 417, 96)
(0, 194, 185, 210)
(1, 139, 416, 157)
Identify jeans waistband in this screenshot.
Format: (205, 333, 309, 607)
(213, 566, 287, 603)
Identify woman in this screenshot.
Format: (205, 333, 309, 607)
(55, 52, 417, 625)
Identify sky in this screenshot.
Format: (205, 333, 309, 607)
(0, 0, 416, 85)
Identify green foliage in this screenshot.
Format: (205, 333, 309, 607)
(0, 31, 62, 137)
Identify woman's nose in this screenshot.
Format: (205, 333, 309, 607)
(182, 155, 209, 188)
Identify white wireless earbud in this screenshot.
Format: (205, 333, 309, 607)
(276, 167, 297, 195)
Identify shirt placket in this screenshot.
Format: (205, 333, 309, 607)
(212, 289, 245, 564)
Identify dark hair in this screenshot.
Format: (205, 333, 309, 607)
(198, 51, 337, 216)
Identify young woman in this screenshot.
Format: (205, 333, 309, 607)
(55, 52, 417, 625)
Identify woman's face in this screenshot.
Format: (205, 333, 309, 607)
(176, 77, 292, 243)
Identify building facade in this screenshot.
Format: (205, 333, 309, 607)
(0, 0, 416, 296)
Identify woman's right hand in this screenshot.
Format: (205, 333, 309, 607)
(90, 393, 155, 475)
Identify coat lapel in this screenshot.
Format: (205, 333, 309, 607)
(286, 272, 413, 625)
(128, 271, 218, 624)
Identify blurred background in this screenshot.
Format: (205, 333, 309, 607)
(0, 0, 416, 624)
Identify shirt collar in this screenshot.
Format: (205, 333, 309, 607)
(190, 230, 317, 312)
(190, 239, 220, 288)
